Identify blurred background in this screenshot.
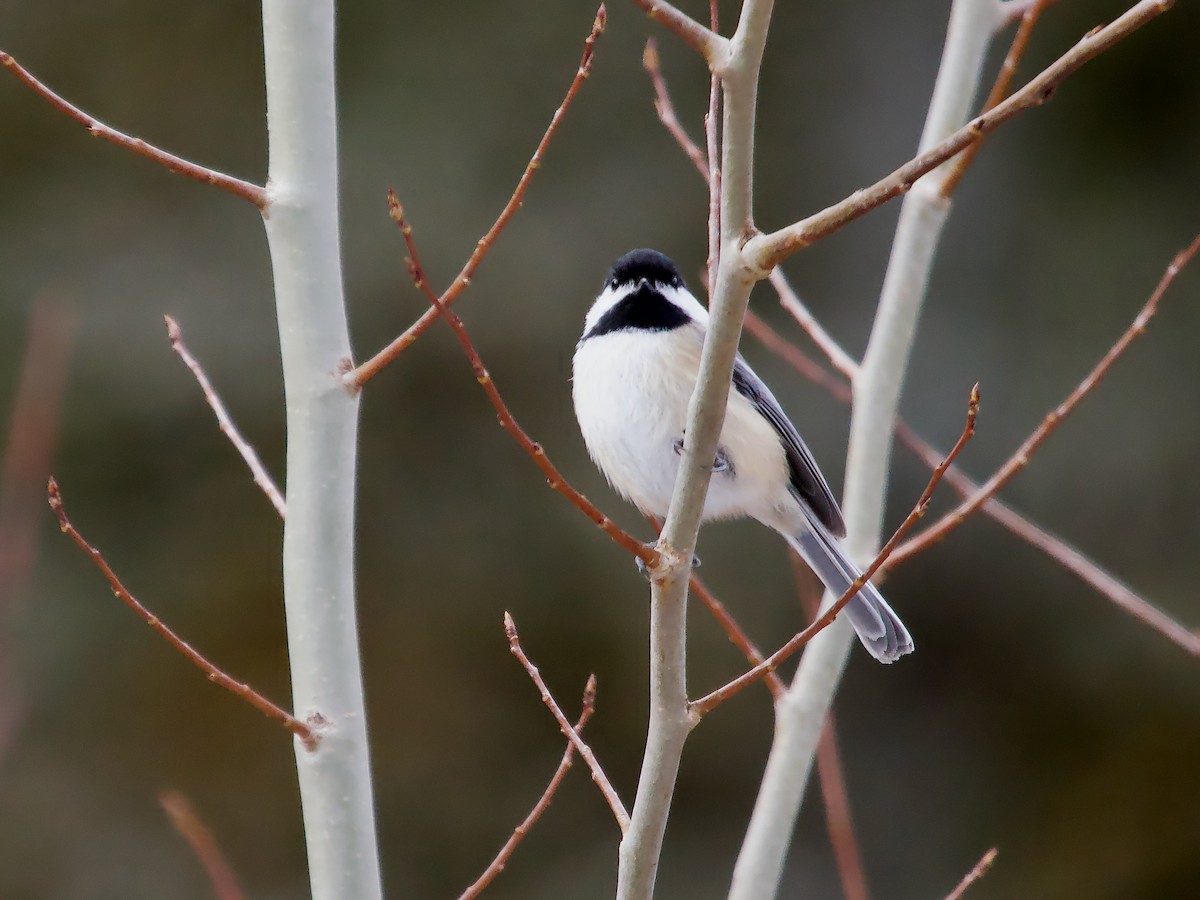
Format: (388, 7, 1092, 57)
(1, 0, 1198, 897)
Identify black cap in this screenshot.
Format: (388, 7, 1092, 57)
(604, 249, 685, 291)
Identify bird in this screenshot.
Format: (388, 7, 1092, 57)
(571, 248, 913, 663)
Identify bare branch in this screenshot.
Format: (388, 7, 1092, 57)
(767, 269, 859, 381)
(748, 305, 1200, 657)
(346, 5, 607, 389)
(690, 573, 785, 702)
(816, 720, 870, 900)
(642, 40, 707, 176)
(387, 194, 658, 568)
(0, 296, 75, 761)
(0, 52, 266, 207)
(632, 0, 728, 65)
(791, 562, 870, 900)
(690, 386, 980, 717)
(160, 790, 246, 900)
(619, 1, 776, 893)
(891, 231, 1200, 565)
(459, 676, 598, 900)
(47, 479, 317, 749)
(704, 0, 722, 294)
(945, 848, 999, 900)
(164, 317, 287, 519)
(504, 613, 630, 831)
(940, 0, 1054, 198)
(742, 0, 1174, 271)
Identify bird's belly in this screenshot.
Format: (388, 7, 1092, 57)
(573, 331, 786, 522)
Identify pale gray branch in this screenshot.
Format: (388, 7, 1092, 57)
(260, 1, 381, 896)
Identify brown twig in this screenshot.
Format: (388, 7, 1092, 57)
(647, 30, 1198, 655)
(386, 193, 658, 567)
(459, 676, 598, 900)
(792, 557, 870, 900)
(940, 0, 1053, 198)
(47, 479, 317, 749)
(641, 514, 787, 701)
(767, 269, 859, 381)
(891, 231, 1200, 566)
(747, 306, 1200, 657)
(743, 0, 1174, 271)
(632, 0, 727, 66)
(944, 848, 999, 900)
(503, 613, 630, 831)
(690, 385, 980, 717)
(642, 40, 707, 176)
(164, 317, 286, 519)
(0, 52, 265, 208)
(160, 790, 246, 900)
(690, 573, 786, 701)
(0, 297, 76, 761)
(346, 5, 607, 389)
(704, 0, 721, 295)
(815, 720, 870, 900)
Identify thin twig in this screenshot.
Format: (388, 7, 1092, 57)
(0, 297, 75, 762)
(748, 306, 1200, 657)
(743, 0, 1175, 271)
(690, 573, 785, 701)
(891, 231, 1200, 565)
(642, 40, 707, 175)
(346, 5, 607, 389)
(165, 317, 286, 519)
(815, 721, 870, 900)
(504, 613, 630, 831)
(792, 559, 869, 900)
(631, 0, 728, 65)
(459, 676, 598, 900)
(768, 269, 859, 381)
(0, 52, 266, 208)
(944, 848, 999, 900)
(705, 0, 721, 295)
(644, 515, 786, 701)
(940, 0, 1054, 198)
(690, 385, 980, 717)
(742, 311, 851, 403)
(160, 790, 246, 900)
(47, 479, 317, 749)
(387, 193, 658, 567)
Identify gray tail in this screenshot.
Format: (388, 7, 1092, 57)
(786, 521, 914, 664)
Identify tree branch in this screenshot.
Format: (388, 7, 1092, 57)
(504, 613, 630, 831)
(387, 193, 658, 567)
(944, 848, 999, 900)
(47, 478, 316, 749)
(459, 676, 598, 900)
(164, 317, 287, 519)
(346, 5, 607, 389)
(260, 2, 380, 894)
(890, 231, 1200, 565)
(690, 385, 979, 717)
(160, 790, 246, 900)
(741, 0, 1174, 272)
(617, 0, 776, 893)
(631, 0, 728, 65)
(748, 303, 1200, 657)
(939, 0, 1054, 198)
(0, 52, 265, 207)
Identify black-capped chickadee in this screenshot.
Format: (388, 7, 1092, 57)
(572, 249, 913, 664)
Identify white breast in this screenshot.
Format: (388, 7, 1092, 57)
(572, 324, 788, 523)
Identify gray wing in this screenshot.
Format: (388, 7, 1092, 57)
(732, 357, 846, 537)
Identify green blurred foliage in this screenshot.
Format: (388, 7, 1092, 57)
(1, 1, 1198, 898)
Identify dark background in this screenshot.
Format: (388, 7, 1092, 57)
(1, 1, 1198, 897)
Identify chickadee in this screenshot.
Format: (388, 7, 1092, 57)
(572, 249, 913, 664)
